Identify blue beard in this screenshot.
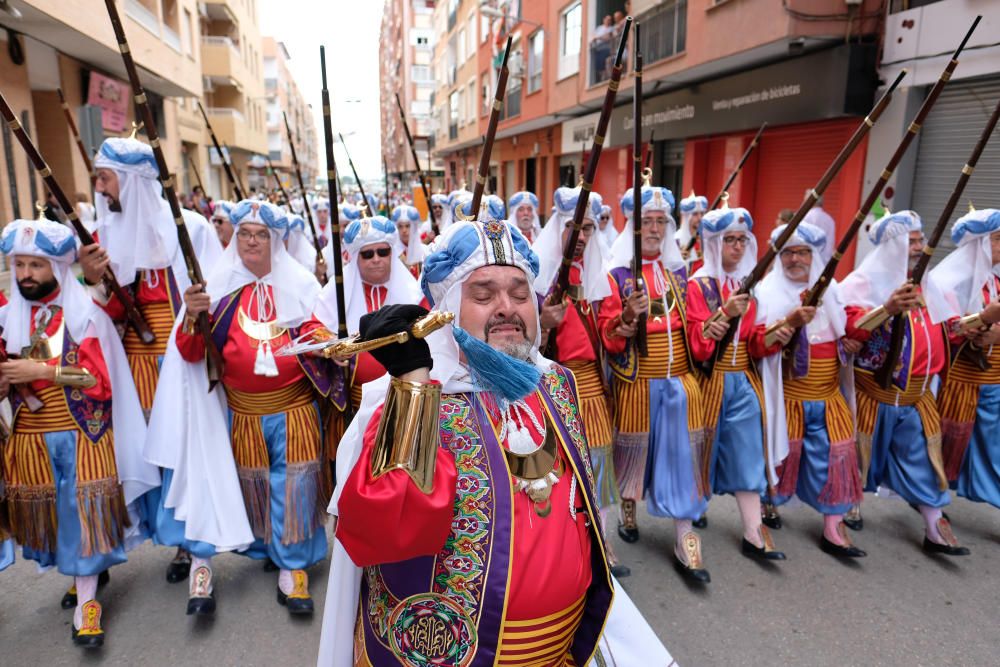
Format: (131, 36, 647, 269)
(453, 325, 541, 402)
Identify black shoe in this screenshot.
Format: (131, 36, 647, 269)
(843, 510, 864, 532)
(62, 570, 111, 609)
(186, 593, 216, 616)
(741, 527, 786, 561)
(617, 523, 639, 543)
(262, 558, 279, 572)
(71, 628, 105, 649)
(166, 557, 192, 584)
(922, 537, 970, 556)
(610, 563, 631, 578)
(820, 535, 867, 558)
(673, 554, 711, 583)
(692, 516, 708, 529)
(762, 505, 782, 530)
(277, 587, 315, 616)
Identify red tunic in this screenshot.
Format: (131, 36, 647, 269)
(1, 291, 112, 400)
(337, 389, 593, 621)
(598, 257, 685, 354)
(553, 266, 600, 363)
(99, 268, 172, 322)
(175, 284, 311, 392)
(845, 299, 946, 377)
(685, 277, 778, 361)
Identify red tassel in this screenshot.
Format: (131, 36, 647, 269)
(775, 438, 803, 498)
(819, 439, 863, 506)
(940, 418, 975, 482)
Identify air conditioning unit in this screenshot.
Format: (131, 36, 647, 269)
(202, 76, 215, 93)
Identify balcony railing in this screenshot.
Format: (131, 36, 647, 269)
(501, 86, 522, 120)
(207, 107, 245, 123)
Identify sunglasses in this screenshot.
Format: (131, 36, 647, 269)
(359, 247, 393, 260)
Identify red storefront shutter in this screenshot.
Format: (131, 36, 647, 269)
(751, 118, 867, 277)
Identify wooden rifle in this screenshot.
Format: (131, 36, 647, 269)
(468, 37, 513, 215)
(104, 0, 223, 387)
(221, 141, 248, 197)
(873, 24, 992, 389)
(631, 23, 647, 356)
(394, 92, 439, 235)
(549, 20, 631, 306)
(266, 156, 291, 205)
(703, 72, 904, 376)
(782, 70, 915, 359)
(183, 150, 207, 196)
(0, 87, 155, 345)
(683, 122, 767, 255)
(320, 45, 352, 418)
(56, 87, 94, 184)
(644, 129, 654, 171)
(338, 132, 371, 215)
(196, 100, 245, 201)
(282, 111, 327, 284)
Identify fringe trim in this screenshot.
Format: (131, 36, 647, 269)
(941, 418, 975, 482)
(926, 431, 948, 492)
(77, 478, 129, 557)
(283, 461, 327, 545)
(689, 426, 710, 500)
(4, 485, 58, 553)
(613, 433, 648, 501)
(856, 430, 873, 484)
(238, 466, 271, 542)
(775, 438, 804, 499)
(819, 438, 864, 506)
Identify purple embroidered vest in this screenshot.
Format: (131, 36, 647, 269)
(358, 365, 613, 667)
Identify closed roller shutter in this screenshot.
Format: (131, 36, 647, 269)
(753, 118, 866, 252)
(910, 75, 1000, 261)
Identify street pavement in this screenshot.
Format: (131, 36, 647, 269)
(1, 495, 998, 666)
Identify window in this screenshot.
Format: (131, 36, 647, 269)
(467, 14, 476, 56)
(527, 30, 544, 94)
(466, 80, 475, 124)
(182, 9, 194, 56)
(449, 90, 459, 139)
(457, 86, 467, 125)
(558, 2, 582, 80)
(457, 28, 466, 63)
(480, 14, 490, 44)
(412, 65, 432, 82)
(481, 73, 491, 117)
(641, 0, 687, 66)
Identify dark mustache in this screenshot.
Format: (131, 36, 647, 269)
(485, 314, 527, 335)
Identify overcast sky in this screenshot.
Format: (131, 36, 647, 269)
(259, 0, 384, 180)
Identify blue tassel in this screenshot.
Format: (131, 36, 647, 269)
(453, 325, 541, 402)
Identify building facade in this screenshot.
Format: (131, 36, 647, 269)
(380, 0, 439, 211)
(424, 0, 888, 274)
(263, 37, 318, 193)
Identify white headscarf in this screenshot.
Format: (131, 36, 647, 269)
(677, 191, 708, 251)
(507, 191, 542, 242)
(598, 204, 617, 249)
(691, 206, 758, 284)
(609, 183, 684, 272)
(427, 193, 453, 234)
(94, 137, 179, 285)
(0, 218, 158, 507)
(926, 208, 1000, 323)
(755, 222, 846, 485)
(316, 216, 423, 335)
(143, 200, 321, 552)
(839, 210, 923, 308)
(390, 204, 426, 266)
(532, 186, 610, 303)
(802, 205, 837, 263)
(286, 213, 320, 272)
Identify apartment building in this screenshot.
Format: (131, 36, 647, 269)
(428, 0, 890, 273)
(263, 36, 319, 193)
(380, 0, 439, 210)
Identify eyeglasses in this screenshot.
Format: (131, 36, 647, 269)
(359, 247, 393, 260)
(722, 235, 750, 247)
(779, 248, 811, 260)
(236, 229, 270, 243)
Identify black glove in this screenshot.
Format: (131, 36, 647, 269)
(359, 304, 433, 377)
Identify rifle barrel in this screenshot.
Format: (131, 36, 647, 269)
(395, 92, 438, 235)
(196, 100, 245, 201)
(631, 23, 647, 356)
(56, 88, 94, 176)
(282, 110, 325, 281)
(338, 132, 370, 214)
(469, 36, 513, 216)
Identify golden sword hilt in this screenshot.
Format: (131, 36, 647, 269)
(323, 311, 454, 358)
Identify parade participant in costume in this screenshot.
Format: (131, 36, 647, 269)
(314, 215, 424, 449)
(677, 191, 708, 271)
(211, 200, 235, 248)
(147, 200, 333, 617)
(0, 217, 158, 647)
(686, 206, 787, 560)
(453, 192, 505, 225)
(317, 217, 673, 667)
(507, 190, 542, 243)
(533, 186, 626, 574)
(312, 197, 332, 247)
(390, 204, 426, 278)
(422, 192, 451, 242)
(79, 136, 223, 585)
(598, 204, 617, 248)
(926, 208, 1000, 514)
(286, 213, 316, 272)
(599, 183, 713, 580)
(840, 210, 966, 555)
(756, 222, 865, 558)
(337, 202, 361, 236)
(802, 193, 837, 263)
